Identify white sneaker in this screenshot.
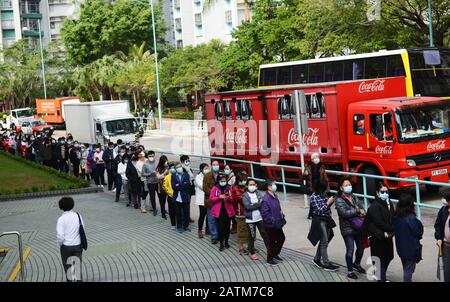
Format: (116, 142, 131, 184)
(112, 188, 116, 192)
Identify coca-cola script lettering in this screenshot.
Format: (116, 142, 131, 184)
(226, 128, 248, 144)
(427, 140, 446, 151)
(358, 80, 385, 93)
(288, 128, 319, 146)
(375, 145, 393, 155)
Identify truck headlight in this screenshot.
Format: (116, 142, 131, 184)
(404, 175, 419, 180)
(406, 159, 416, 167)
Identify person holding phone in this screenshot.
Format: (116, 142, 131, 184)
(209, 174, 235, 251)
(308, 178, 339, 271)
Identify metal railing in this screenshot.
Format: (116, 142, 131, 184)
(154, 149, 449, 220)
(0, 231, 25, 281)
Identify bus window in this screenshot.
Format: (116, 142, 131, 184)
(309, 63, 325, 83)
(353, 60, 364, 80)
(353, 114, 365, 135)
(215, 102, 223, 121)
(224, 101, 232, 120)
(292, 65, 308, 84)
(261, 67, 277, 86)
(387, 55, 406, 77)
(278, 96, 292, 120)
(365, 57, 387, 79)
(324, 62, 344, 82)
(278, 66, 291, 85)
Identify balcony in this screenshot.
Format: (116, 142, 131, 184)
(0, 1, 12, 10)
(2, 38, 15, 48)
(21, 13, 42, 19)
(175, 18, 181, 31)
(1, 19, 14, 29)
(194, 13, 202, 27)
(225, 10, 232, 24)
(22, 30, 43, 37)
(174, 0, 180, 9)
(48, 0, 71, 4)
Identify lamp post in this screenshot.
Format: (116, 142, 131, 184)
(428, 0, 434, 47)
(23, 20, 47, 99)
(149, 0, 163, 131)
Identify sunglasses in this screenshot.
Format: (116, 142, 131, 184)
(380, 190, 389, 193)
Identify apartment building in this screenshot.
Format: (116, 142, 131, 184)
(169, 0, 253, 48)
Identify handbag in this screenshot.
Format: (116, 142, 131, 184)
(350, 216, 364, 232)
(274, 216, 287, 230)
(76, 212, 88, 251)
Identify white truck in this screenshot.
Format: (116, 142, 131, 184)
(63, 101, 140, 145)
(1, 107, 35, 130)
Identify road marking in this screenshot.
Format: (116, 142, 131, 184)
(7, 247, 31, 282)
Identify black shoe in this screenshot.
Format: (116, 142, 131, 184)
(347, 272, 358, 280)
(126, 203, 131, 207)
(115, 198, 119, 202)
(162, 215, 167, 220)
(153, 210, 158, 217)
(134, 204, 139, 209)
(267, 260, 278, 265)
(312, 259, 324, 269)
(323, 263, 339, 272)
(219, 245, 225, 252)
(189, 218, 194, 223)
(273, 256, 283, 261)
(353, 264, 366, 274)
(211, 240, 218, 245)
(224, 243, 230, 249)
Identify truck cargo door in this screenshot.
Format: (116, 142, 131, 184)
(95, 122, 103, 144)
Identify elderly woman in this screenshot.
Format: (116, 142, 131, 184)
(303, 153, 328, 195)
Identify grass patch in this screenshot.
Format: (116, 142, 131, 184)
(0, 152, 89, 196)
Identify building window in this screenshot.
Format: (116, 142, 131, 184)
(225, 10, 232, 24)
(176, 39, 183, 48)
(194, 13, 202, 27)
(50, 22, 55, 29)
(175, 18, 182, 31)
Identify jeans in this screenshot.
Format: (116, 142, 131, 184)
(441, 243, 450, 282)
(114, 175, 122, 200)
(198, 205, 207, 231)
(60, 244, 83, 282)
(58, 160, 69, 173)
(314, 220, 331, 266)
(106, 168, 115, 190)
(140, 181, 148, 210)
(175, 202, 190, 230)
(207, 208, 218, 241)
(147, 183, 158, 211)
(247, 221, 269, 255)
(157, 191, 167, 217)
(343, 234, 364, 272)
(401, 259, 416, 282)
(95, 164, 106, 186)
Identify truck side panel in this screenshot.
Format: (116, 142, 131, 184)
(64, 105, 95, 144)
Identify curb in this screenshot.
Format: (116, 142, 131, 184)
(0, 186, 104, 202)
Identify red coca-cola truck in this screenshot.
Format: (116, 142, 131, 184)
(205, 77, 450, 193)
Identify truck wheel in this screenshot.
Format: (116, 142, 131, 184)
(362, 167, 378, 197)
(425, 184, 439, 194)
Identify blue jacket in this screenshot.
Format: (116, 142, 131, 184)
(171, 172, 191, 203)
(394, 214, 424, 261)
(260, 192, 284, 230)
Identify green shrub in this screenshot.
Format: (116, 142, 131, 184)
(31, 186, 39, 192)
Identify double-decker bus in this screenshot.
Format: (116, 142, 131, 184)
(258, 48, 450, 98)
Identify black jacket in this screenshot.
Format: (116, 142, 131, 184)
(125, 162, 140, 193)
(434, 205, 450, 241)
(308, 215, 336, 246)
(335, 193, 365, 236)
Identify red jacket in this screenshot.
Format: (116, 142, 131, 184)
(231, 185, 246, 217)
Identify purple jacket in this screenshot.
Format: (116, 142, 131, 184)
(261, 192, 284, 230)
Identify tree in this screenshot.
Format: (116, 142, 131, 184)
(61, 0, 169, 65)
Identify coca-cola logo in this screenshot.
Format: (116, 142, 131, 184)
(225, 128, 248, 144)
(358, 79, 385, 93)
(375, 145, 393, 154)
(288, 128, 319, 146)
(427, 140, 446, 151)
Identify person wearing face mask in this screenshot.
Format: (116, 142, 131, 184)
(335, 177, 366, 279)
(126, 155, 141, 209)
(142, 150, 159, 216)
(210, 174, 235, 251)
(203, 160, 221, 244)
(86, 145, 96, 182)
(231, 173, 250, 255)
(93, 144, 106, 188)
(135, 151, 148, 213)
(394, 193, 423, 282)
(156, 155, 169, 220)
(260, 180, 286, 265)
(363, 182, 395, 282)
(223, 165, 238, 234)
(172, 162, 191, 233)
(57, 137, 69, 173)
(180, 155, 195, 223)
(102, 142, 116, 191)
(163, 162, 177, 229)
(435, 187, 450, 282)
(113, 146, 127, 202)
(242, 178, 270, 259)
(195, 163, 210, 239)
(117, 154, 131, 204)
(68, 141, 81, 178)
(303, 153, 328, 196)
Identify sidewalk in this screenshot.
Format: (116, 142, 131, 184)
(145, 118, 207, 138)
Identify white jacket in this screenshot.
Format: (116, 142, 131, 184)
(118, 162, 128, 181)
(194, 173, 205, 206)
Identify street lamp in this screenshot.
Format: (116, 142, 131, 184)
(23, 19, 47, 99)
(428, 0, 434, 47)
(149, 0, 163, 132)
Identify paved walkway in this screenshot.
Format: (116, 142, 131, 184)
(0, 193, 355, 282)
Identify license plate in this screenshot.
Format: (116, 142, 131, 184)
(432, 169, 447, 176)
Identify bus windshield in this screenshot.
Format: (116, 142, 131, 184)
(105, 119, 138, 135)
(408, 48, 450, 97)
(395, 103, 450, 142)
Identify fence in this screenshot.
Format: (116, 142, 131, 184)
(154, 149, 449, 220)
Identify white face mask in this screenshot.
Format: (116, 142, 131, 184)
(248, 185, 256, 193)
(148, 157, 155, 162)
(312, 158, 320, 165)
